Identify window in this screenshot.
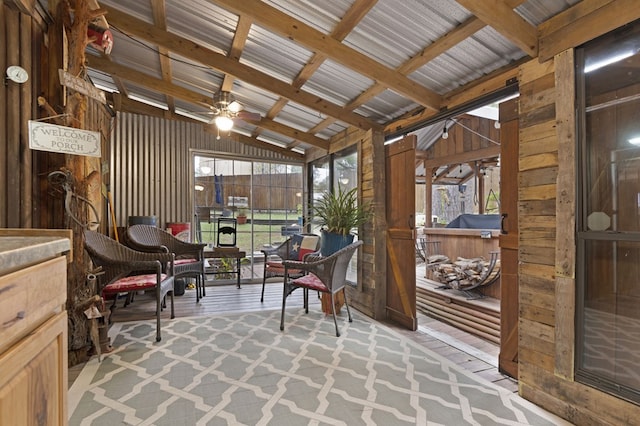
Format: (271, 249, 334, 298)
(309, 146, 359, 284)
(576, 20, 640, 403)
(193, 155, 304, 281)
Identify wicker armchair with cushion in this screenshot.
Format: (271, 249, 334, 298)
(83, 230, 175, 342)
(125, 224, 207, 301)
(260, 233, 320, 302)
(280, 240, 363, 337)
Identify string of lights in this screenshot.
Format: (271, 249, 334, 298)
(441, 118, 500, 145)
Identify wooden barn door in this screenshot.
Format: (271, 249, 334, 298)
(385, 135, 417, 330)
(499, 98, 519, 378)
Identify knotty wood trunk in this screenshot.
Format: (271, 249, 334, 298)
(45, 0, 106, 366)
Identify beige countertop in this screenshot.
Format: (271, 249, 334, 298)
(0, 234, 71, 276)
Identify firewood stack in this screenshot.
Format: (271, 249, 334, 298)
(432, 256, 500, 290)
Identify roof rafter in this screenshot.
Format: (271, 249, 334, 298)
(88, 54, 331, 150)
(101, 5, 377, 132)
(309, 0, 527, 135)
(150, 0, 175, 113)
(455, 0, 538, 57)
(210, 0, 443, 110)
(220, 14, 253, 93)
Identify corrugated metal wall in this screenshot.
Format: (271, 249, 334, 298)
(109, 112, 298, 230)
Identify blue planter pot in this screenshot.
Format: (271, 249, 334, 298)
(320, 230, 354, 256)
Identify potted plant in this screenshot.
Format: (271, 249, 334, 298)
(312, 186, 372, 255)
(236, 208, 248, 225)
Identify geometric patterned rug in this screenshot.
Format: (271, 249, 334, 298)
(69, 309, 570, 425)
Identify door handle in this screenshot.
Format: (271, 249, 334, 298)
(409, 214, 414, 230)
(501, 213, 508, 234)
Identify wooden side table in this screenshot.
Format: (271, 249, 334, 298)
(203, 247, 246, 290)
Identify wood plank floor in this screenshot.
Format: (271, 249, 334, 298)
(70, 279, 517, 394)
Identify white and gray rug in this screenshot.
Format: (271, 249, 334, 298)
(69, 309, 569, 425)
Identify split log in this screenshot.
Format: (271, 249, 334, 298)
(433, 256, 501, 291)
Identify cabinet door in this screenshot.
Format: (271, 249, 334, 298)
(0, 312, 68, 425)
(0, 256, 67, 354)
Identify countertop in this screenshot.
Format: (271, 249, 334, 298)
(0, 235, 71, 276)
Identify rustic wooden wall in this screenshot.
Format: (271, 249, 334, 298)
(1, 2, 37, 228)
(517, 52, 639, 425)
(425, 115, 501, 161)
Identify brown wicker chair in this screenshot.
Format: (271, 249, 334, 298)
(83, 230, 175, 342)
(260, 233, 320, 302)
(125, 224, 207, 301)
(280, 240, 363, 337)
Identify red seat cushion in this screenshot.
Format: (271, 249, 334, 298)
(291, 273, 327, 292)
(102, 274, 167, 296)
(175, 258, 197, 265)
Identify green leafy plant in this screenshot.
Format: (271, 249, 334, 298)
(312, 186, 372, 236)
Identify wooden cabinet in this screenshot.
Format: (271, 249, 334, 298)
(0, 230, 71, 426)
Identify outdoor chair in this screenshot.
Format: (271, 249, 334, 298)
(125, 224, 207, 302)
(280, 240, 363, 337)
(260, 233, 320, 302)
(83, 230, 175, 342)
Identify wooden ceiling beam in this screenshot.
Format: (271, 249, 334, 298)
(89, 55, 329, 149)
(268, 0, 377, 121)
(242, 117, 329, 150)
(455, 0, 538, 57)
(255, 1, 376, 143)
(150, 0, 175, 112)
(221, 15, 253, 92)
(100, 5, 376, 131)
(315, 0, 527, 135)
(211, 0, 443, 110)
(231, 132, 305, 160)
(88, 54, 213, 106)
(421, 145, 500, 169)
(538, 0, 640, 62)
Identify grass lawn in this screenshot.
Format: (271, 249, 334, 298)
(197, 211, 302, 254)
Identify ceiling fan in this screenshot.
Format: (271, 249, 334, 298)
(210, 91, 261, 138)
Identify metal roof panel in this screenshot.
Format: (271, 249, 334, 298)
(240, 23, 314, 84)
(302, 59, 374, 107)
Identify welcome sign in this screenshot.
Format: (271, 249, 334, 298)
(28, 121, 101, 157)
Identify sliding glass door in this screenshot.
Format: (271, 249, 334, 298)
(194, 154, 304, 282)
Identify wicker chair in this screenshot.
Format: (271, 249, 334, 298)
(280, 240, 363, 337)
(125, 224, 207, 301)
(260, 233, 320, 302)
(83, 230, 175, 342)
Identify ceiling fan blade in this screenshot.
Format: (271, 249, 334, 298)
(236, 111, 261, 121)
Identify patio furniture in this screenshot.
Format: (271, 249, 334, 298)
(280, 240, 363, 337)
(83, 230, 175, 342)
(260, 233, 320, 302)
(125, 224, 207, 302)
(203, 247, 246, 289)
(217, 217, 237, 247)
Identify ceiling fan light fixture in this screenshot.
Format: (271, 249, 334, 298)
(215, 114, 234, 131)
(228, 100, 242, 113)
